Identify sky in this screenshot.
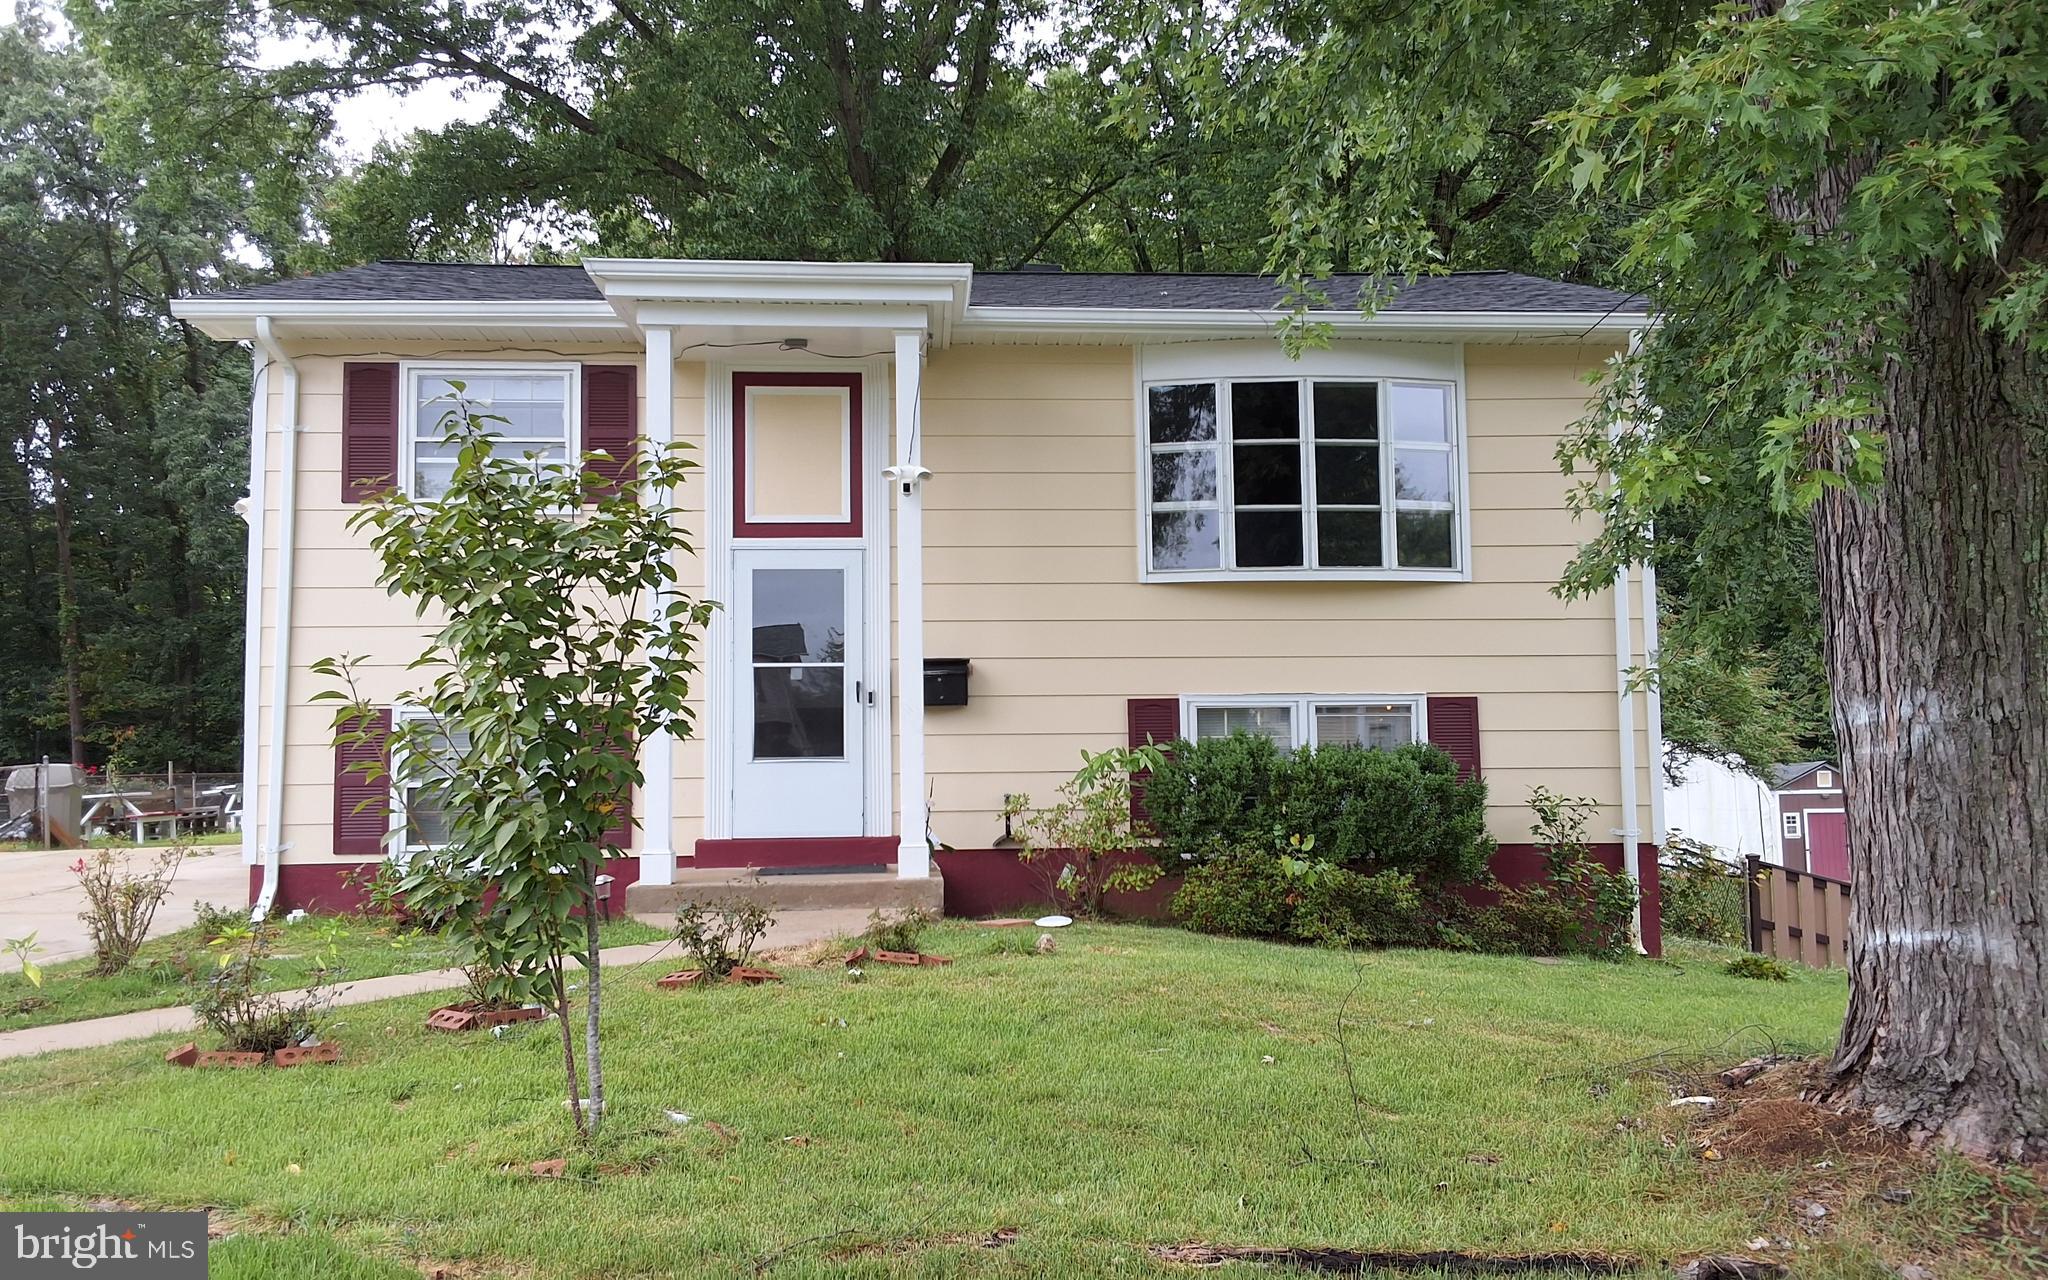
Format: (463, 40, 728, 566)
(2, 0, 493, 159)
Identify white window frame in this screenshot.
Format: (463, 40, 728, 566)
(1782, 810, 1803, 840)
(399, 361, 582, 498)
(389, 706, 466, 857)
(1138, 374, 1468, 582)
(1180, 694, 1428, 752)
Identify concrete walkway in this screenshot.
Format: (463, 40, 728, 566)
(1, 844, 249, 970)
(0, 907, 868, 1061)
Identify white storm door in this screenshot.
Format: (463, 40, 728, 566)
(731, 547, 866, 838)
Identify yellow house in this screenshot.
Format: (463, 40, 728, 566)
(172, 259, 1668, 952)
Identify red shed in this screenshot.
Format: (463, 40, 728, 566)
(1773, 761, 1849, 881)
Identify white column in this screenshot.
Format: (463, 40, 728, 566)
(891, 329, 931, 878)
(640, 326, 677, 886)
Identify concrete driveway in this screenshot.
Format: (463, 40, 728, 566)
(0, 845, 249, 972)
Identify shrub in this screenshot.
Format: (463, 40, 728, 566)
(1659, 835, 1747, 946)
(1145, 736, 1494, 883)
(1142, 733, 1287, 864)
(674, 900, 774, 979)
(1287, 868, 1426, 948)
(1002, 744, 1166, 918)
(1724, 953, 1791, 982)
(1171, 850, 1296, 938)
(189, 900, 245, 941)
(1527, 786, 1638, 958)
(1282, 744, 1495, 881)
(74, 844, 186, 975)
(191, 922, 334, 1053)
(864, 907, 935, 954)
(1477, 888, 1587, 956)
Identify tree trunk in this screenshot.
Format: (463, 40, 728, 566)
(1815, 196, 2048, 1159)
(47, 427, 88, 767)
(550, 958, 587, 1139)
(583, 874, 605, 1139)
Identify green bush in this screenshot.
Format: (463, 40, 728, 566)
(1171, 850, 1296, 938)
(1659, 835, 1747, 945)
(1723, 953, 1791, 982)
(1287, 868, 1426, 948)
(1145, 735, 1494, 882)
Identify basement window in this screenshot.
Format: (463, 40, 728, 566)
(1183, 696, 1424, 752)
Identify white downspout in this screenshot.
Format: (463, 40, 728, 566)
(1611, 327, 1647, 950)
(237, 351, 271, 875)
(250, 317, 300, 921)
(1613, 564, 1645, 950)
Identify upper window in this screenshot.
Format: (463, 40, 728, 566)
(1184, 695, 1423, 752)
(406, 365, 578, 498)
(1144, 377, 1461, 578)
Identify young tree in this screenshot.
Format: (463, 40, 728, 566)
(320, 396, 711, 1139)
(1266, 0, 2046, 1157)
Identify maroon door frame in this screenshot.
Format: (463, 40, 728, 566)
(732, 372, 863, 538)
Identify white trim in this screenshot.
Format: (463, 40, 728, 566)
(640, 328, 677, 884)
(961, 304, 1645, 343)
(398, 360, 581, 498)
(1136, 369, 1468, 582)
(740, 383, 853, 525)
(168, 299, 627, 342)
(891, 329, 931, 877)
(239, 352, 270, 870)
(705, 358, 892, 844)
(1178, 694, 1428, 751)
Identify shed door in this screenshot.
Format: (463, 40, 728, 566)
(1806, 810, 1850, 882)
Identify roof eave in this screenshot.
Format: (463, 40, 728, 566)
(167, 298, 630, 342)
(954, 305, 1650, 342)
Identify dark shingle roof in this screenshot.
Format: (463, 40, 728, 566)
(208, 261, 604, 303)
(1772, 761, 1838, 788)
(971, 270, 1646, 314)
(194, 260, 1646, 315)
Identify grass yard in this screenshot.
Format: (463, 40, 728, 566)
(0, 924, 2033, 1279)
(0, 915, 667, 1030)
(1, 831, 244, 853)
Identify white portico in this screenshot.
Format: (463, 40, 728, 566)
(582, 260, 972, 888)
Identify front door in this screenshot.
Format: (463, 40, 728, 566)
(731, 547, 866, 837)
(1806, 810, 1850, 882)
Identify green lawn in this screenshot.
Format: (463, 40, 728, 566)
(1, 831, 244, 852)
(0, 915, 666, 1030)
(7, 922, 1988, 1279)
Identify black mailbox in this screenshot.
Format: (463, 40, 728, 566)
(924, 658, 971, 707)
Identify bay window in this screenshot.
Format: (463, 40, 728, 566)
(1143, 376, 1462, 578)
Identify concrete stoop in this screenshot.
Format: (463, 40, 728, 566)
(626, 865, 944, 919)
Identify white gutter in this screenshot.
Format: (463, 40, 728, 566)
(237, 351, 271, 875)
(955, 304, 1648, 341)
(1613, 564, 1645, 950)
(249, 317, 300, 921)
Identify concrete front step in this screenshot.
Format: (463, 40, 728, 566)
(626, 865, 944, 918)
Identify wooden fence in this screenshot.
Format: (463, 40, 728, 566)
(1746, 854, 1852, 968)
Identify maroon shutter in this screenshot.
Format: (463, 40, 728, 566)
(582, 365, 638, 500)
(1126, 696, 1180, 828)
(1426, 695, 1482, 781)
(340, 363, 400, 503)
(333, 709, 392, 856)
(600, 730, 635, 850)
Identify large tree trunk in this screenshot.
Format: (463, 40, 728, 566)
(1815, 195, 2048, 1159)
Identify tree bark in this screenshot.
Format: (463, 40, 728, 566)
(583, 872, 605, 1139)
(1815, 192, 2048, 1159)
(47, 426, 88, 767)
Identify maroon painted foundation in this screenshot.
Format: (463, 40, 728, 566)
(263, 841, 1663, 956)
(248, 857, 642, 918)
